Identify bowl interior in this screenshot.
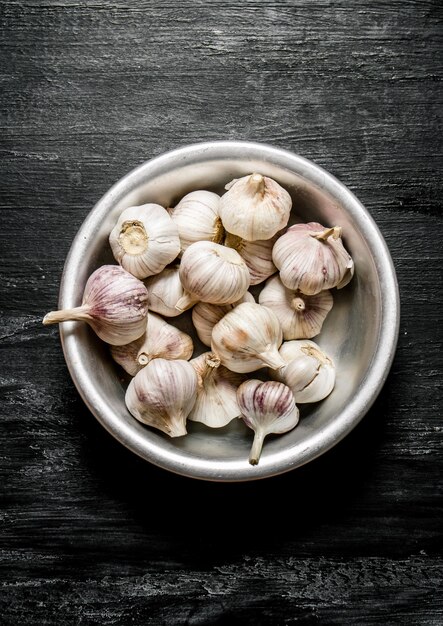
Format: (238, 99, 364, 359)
(59, 143, 397, 481)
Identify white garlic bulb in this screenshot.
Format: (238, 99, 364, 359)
(219, 173, 292, 241)
(192, 291, 255, 348)
(43, 265, 148, 346)
(272, 339, 335, 403)
(169, 190, 224, 253)
(258, 275, 333, 340)
(224, 232, 278, 285)
(237, 379, 299, 465)
(110, 312, 193, 376)
(144, 265, 185, 317)
(125, 358, 198, 437)
(175, 241, 250, 311)
(109, 204, 180, 279)
(211, 302, 286, 373)
(273, 222, 354, 295)
(188, 352, 244, 428)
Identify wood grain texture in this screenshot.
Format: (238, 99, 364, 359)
(0, 0, 442, 624)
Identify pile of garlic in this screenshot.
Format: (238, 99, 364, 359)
(43, 173, 354, 466)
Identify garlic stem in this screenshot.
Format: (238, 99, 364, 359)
(312, 226, 342, 241)
(175, 291, 199, 312)
(258, 348, 286, 370)
(137, 352, 150, 366)
(249, 429, 266, 466)
(43, 307, 92, 325)
(291, 296, 306, 311)
(167, 412, 188, 438)
(247, 173, 265, 196)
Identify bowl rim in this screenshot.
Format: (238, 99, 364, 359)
(59, 140, 400, 481)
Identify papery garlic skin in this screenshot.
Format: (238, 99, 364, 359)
(109, 204, 180, 279)
(211, 302, 286, 373)
(192, 292, 255, 348)
(272, 339, 336, 403)
(144, 265, 185, 318)
(224, 232, 278, 285)
(169, 191, 224, 253)
(43, 265, 148, 346)
(111, 312, 193, 376)
(272, 222, 354, 295)
(219, 173, 292, 242)
(176, 241, 250, 311)
(125, 358, 198, 437)
(237, 379, 299, 465)
(258, 275, 333, 340)
(189, 352, 244, 428)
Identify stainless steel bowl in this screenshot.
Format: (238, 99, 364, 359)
(59, 141, 399, 481)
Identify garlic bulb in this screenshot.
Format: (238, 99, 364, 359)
(237, 379, 299, 465)
(125, 358, 198, 437)
(109, 204, 180, 279)
(43, 265, 148, 346)
(258, 275, 333, 340)
(224, 232, 278, 285)
(273, 222, 354, 295)
(144, 265, 185, 317)
(110, 312, 193, 376)
(188, 352, 244, 428)
(192, 291, 255, 347)
(219, 173, 292, 241)
(175, 241, 250, 311)
(169, 190, 224, 253)
(272, 339, 335, 403)
(211, 302, 286, 373)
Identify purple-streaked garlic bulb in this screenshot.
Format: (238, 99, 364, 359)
(272, 222, 354, 295)
(219, 173, 292, 241)
(43, 265, 148, 346)
(258, 274, 333, 340)
(125, 358, 198, 437)
(237, 379, 299, 465)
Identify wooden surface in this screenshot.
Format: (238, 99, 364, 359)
(1, 1, 442, 623)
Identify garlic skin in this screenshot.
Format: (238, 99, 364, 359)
(258, 275, 333, 340)
(272, 222, 354, 295)
(219, 173, 292, 241)
(224, 232, 278, 285)
(169, 190, 224, 253)
(110, 312, 193, 376)
(125, 358, 198, 437)
(43, 265, 148, 346)
(211, 302, 286, 373)
(237, 379, 299, 465)
(272, 339, 336, 403)
(192, 291, 255, 348)
(176, 241, 250, 311)
(144, 265, 185, 317)
(109, 204, 180, 279)
(188, 352, 244, 428)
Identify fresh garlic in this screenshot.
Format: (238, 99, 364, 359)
(144, 265, 185, 317)
(110, 312, 193, 376)
(272, 339, 335, 403)
(192, 291, 255, 348)
(219, 173, 292, 241)
(258, 275, 333, 340)
(175, 241, 250, 311)
(43, 265, 148, 346)
(237, 379, 299, 465)
(169, 190, 224, 253)
(125, 358, 198, 437)
(211, 302, 286, 373)
(188, 352, 244, 428)
(272, 222, 354, 295)
(109, 203, 180, 279)
(224, 232, 278, 285)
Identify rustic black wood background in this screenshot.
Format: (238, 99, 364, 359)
(1, 1, 442, 624)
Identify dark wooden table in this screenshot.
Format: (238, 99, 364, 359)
(1, 1, 442, 624)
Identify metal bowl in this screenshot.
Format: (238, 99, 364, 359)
(59, 141, 399, 481)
